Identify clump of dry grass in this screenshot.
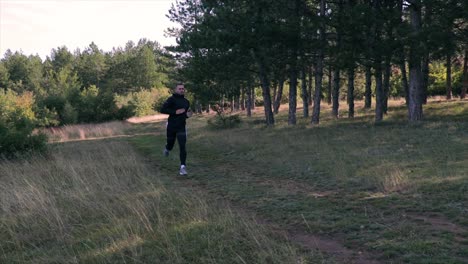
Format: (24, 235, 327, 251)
(38, 121, 131, 142)
(0, 140, 302, 263)
(372, 166, 411, 193)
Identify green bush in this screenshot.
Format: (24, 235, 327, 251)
(34, 107, 60, 127)
(61, 101, 78, 124)
(76, 85, 99, 123)
(0, 90, 47, 157)
(0, 120, 47, 157)
(128, 89, 156, 117)
(41, 94, 66, 115)
(207, 114, 242, 129)
(154, 95, 168, 113)
(95, 91, 119, 122)
(429, 62, 464, 96)
(115, 105, 135, 120)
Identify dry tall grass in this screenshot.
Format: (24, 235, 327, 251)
(0, 140, 302, 263)
(37, 121, 131, 143)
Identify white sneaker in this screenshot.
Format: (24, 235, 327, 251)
(179, 165, 187, 175)
(163, 148, 169, 157)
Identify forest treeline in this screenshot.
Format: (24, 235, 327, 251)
(167, 0, 468, 124)
(1, 0, 468, 155)
(0, 39, 177, 156)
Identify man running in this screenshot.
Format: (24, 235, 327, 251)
(160, 83, 192, 175)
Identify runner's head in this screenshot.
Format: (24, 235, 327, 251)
(174, 83, 185, 95)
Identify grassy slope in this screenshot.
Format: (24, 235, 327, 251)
(0, 140, 308, 263)
(130, 100, 468, 263)
(2, 99, 466, 263)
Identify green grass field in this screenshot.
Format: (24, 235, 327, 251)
(1, 99, 467, 263)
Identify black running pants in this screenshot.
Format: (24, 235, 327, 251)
(165, 127, 187, 165)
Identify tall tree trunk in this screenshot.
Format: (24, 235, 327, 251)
(332, 68, 341, 118)
(272, 81, 277, 109)
(246, 81, 252, 117)
(332, 0, 343, 116)
(288, 66, 298, 125)
(274, 76, 284, 114)
(308, 66, 313, 105)
(197, 102, 202, 114)
(301, 67, 309, 117)
(241, 87, 245, 111)
(289, 0, 302, 123)
(195, 99, 202, 114)
(327, 65, 332, 105)
(347, 66, 355, 118)
(365, 65, 372, 108)
(311, 0, 326, 125)
(312, 59, 323, 125)
(462, 48, 468, 99)
(257, 61, 275, 125)
(421, 4, 432, 104)
(383, 9, 395, 113)
(400, 58, 409, 105)
(251, 86, 256, 110)
(422, 54, 429, 104)
(398, 0, 409, 106)
(383, 56, 391, 114)
(373, 0, 384, 122)
(446, 53, 452, 100)
(408, 0, 423, 121)
(375, 64, 384, 122)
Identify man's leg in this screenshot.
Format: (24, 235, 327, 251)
(176, 129, 187, 166)
(165, 128, 177, 152)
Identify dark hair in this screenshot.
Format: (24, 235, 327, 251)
(175, 82, 184, 88)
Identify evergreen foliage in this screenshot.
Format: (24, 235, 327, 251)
(167, 0, 468, 124)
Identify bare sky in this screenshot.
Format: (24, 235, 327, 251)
(0, 0, 178, 60)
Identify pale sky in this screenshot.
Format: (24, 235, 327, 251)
(0, 0, 179, 60)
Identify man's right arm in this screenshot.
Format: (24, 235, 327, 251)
(160, 97, 176, 115)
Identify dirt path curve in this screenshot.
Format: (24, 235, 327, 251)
(143, 157, 382, 263)
(251, 210, 381, 264)
(130, 123, 383, 263)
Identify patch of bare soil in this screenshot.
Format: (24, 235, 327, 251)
(181, 177, 382, 263)
(405, 213, 468, 241)
(290, 232, 380, 264)
(236, 207, 381, 264)
(257, 179, 336, 198)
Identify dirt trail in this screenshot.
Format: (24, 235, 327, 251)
(405, 213, 468, 241)
(133, 126, 382, 263)
(252, 213, 381, 264)
(143, 160, 382, 263)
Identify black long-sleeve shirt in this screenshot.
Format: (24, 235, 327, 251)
(160, 93, 190, 130)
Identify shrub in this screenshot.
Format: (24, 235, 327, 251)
(34, 107, 60, 127)
(154, 95, 168, 113)
(0, 120, 47, 157)
(207, 114, 242, 129)
(128, 89, 156, 117)
(61, 101, 78, 124)
(207, 105, 242, 129)
(40, 94, 66, 115)
(0, 90, 47, 157)
(95, 91, 119, 122)
(115, 105, 135, 120)
(76, 85, 99, 123)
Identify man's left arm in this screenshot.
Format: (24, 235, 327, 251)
(186, 101, 193, 118)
